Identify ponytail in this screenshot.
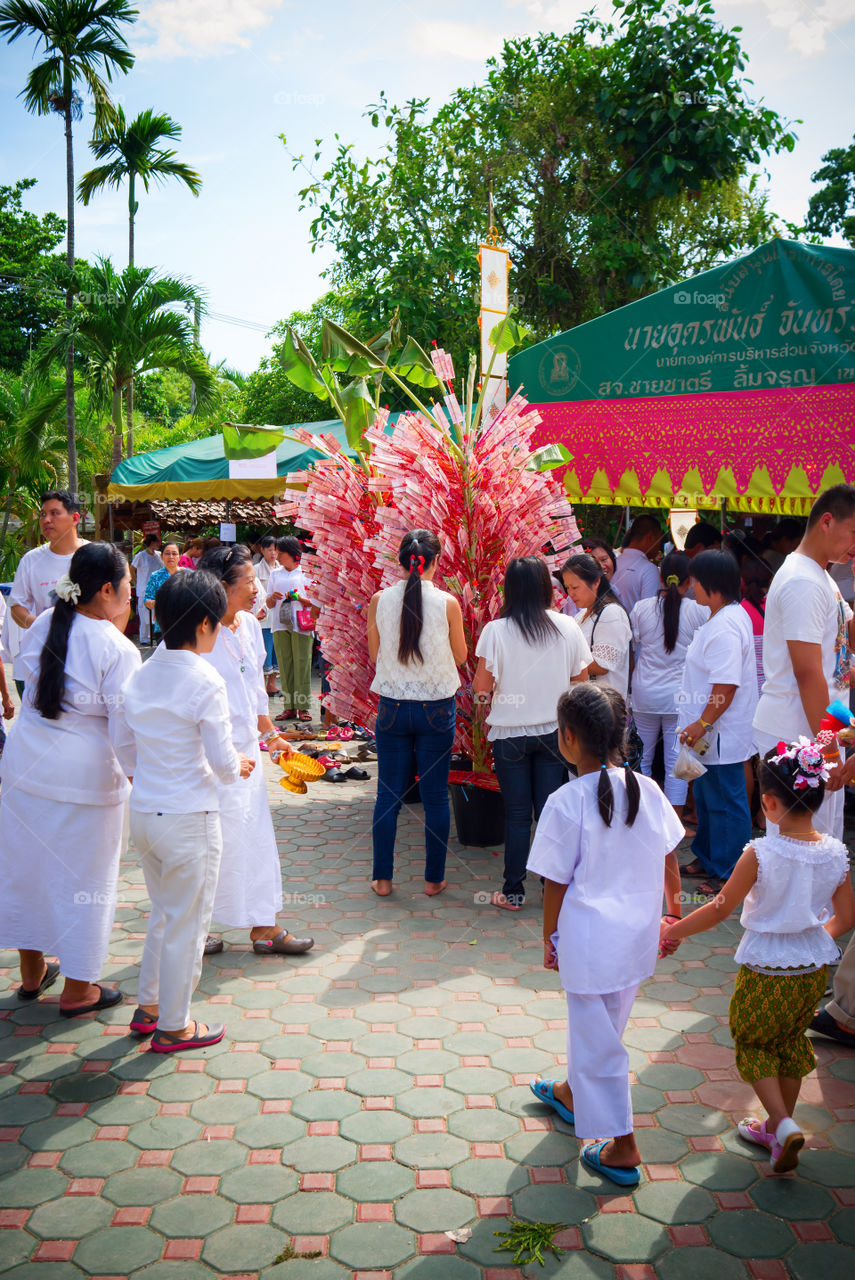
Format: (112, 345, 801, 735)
(33, 543, 128, 720)
(557, 684, 640, 828)
(397, 530, 441, 665)
(659, 552, 690, 654)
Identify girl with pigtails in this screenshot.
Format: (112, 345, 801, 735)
(527, 683, 685, 1188)
(367, 530, 467, 897)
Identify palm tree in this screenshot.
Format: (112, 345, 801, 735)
(0, 367, 67, 568)
(37, 258, 218, 470)
(78, 107, 202, 454)
(0, 0, 137, 498)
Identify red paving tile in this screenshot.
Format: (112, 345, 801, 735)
(163, 1240, 203, 1260)
(357, 1203, 394, 1222)
(418, 1234, 456, 1254)
(33, 1242, 76, 1262)
(478, 1197, 513, 1216)
(301, 1173, 335, 1190)
(416, 1170, 450, 1188)
(112, 1207, 151, 1225)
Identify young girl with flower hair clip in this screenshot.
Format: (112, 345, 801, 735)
(661, 740, 855, 1173)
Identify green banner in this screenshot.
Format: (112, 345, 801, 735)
(510, 240, 855, 404)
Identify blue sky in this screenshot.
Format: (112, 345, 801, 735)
(1, 0, 854, 373)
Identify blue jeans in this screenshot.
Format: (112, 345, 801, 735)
(261, 628, 277, 674)
(492, 731, 568, 903)
(692, 761, 752, 880)
(372, 696, 456, 884)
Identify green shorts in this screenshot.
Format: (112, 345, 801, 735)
(729, 964, 828, 1083)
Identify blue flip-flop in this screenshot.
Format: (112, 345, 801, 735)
(581, 1139, 641, 1187)
(529, 1078, 575, 1125)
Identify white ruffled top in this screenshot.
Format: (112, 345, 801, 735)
(735, 831, 849, 971)
(371, 579, 460, 702)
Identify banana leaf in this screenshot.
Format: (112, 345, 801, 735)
(223, 422, 285, 461)
(339, 377, 375, 453)
(281, 327, 330, 399)
(322, 320, 386, 372)
(488, 314, 533, 356)
(526, 442, 572, 471)
(393, 335, 440, 388)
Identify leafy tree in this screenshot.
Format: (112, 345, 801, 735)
(806, 134, 855, 247)
(285, 0, 791, 363)
(36, 258, 217, 469)
(0, 365, 66, 569)
(0, 0, 137, 496)
(0, 179, 66, 372)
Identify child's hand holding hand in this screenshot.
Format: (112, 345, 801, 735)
(2, 695, 14, 720)
(658, 915, 681, 958)
(543, 938, 558, 971)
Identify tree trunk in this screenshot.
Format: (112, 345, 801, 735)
(64, 87, 78, 498)
(126, 172, 134, 457)
(0, 466, 17, 559)
(111, 385, 123, 471)
(126, 380, 134, 458)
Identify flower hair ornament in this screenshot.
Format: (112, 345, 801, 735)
(770, 736, 831, 790)
(665, 574, 680, 586)
(54, 574, 81, 606)
(409, 554, 426, 576)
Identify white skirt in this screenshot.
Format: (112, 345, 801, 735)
(0, 788, 125, 981)
(211, 751, 282, 928)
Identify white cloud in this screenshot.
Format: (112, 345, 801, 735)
(135, 0, 285, 59)
(407, 19, 516, 61)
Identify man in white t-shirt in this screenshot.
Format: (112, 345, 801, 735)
(610, 516, 662, 613)
(9, 490, 87, 694)
(131, 534, 163, 646)
(753, 483, 855, 837)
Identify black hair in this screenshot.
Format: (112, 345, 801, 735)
(622, 514, 661, 550)
(397, 529, 442, 665)
(684, 521, 721, 552)
(156, 569, 227, 650)
(161, 541, 180, 554)
(501, 557, 559, 645)
(806, 483, 855, 530)
(556, 684, 640, 827)
(724, 532, 763, 567)
(33, 543, 128, 720)
(766, 516, 803, 544)
(582, 537, 617, 574)
(560, 553, 624, 619)
(690, 549, 740, 602)
(277, 535, 302, 561)
(197, 543, 253, 587)
(758, 746, 825, 816)
(41, 489, 81, 515)
(143, 533, 160, 547)
(740, 556, 772, 609)
(657, 552, 690, 653)
(259, 535, 276, 550)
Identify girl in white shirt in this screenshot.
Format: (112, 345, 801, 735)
(662, 742, 854, 1174)
(527, 683, 684, 1188)
(630, 552, 708, 814)
(561, 553, 632, 700)
(474, 557, 591, 910)
(0, 544, 140, 1016)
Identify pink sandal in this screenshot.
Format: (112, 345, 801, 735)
(737, 1117, 774, 1151)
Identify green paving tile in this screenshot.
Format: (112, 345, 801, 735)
(680, 1152, 758, 1191)
(396, 1257, 481, 1280)
(171, 1139, 250, 1176)
(0, 1232, 34, 1272)
(352, 1032, 412, 1057)
(635, 1128, 689, 1164)
(581, 1212, 670, 1263)
(797, 1148, 855, 1186)
(657, 1246, 748, 1280)
(0, 1143, 28, 1176)
(491, 1047, 553, 1073)
(190, 1093, 260, 1124)
(345, 1068, 413, 1097)
(271, 1191, 353, 1233)
(335, 1160, 415, 1202)
(443, 1031, 506, 1056)
(829, 1122, 855, 1153)
(289, 1090, 362, 1122)
(233, 1112, 305, 1148)
(125, 1115, 202, 1150)
(0, 1168, 67, 1206)
(444, 1066, 509, 1095)
(19, 1115, 96, 1150)
(496, 1083, 548, 1117)
(123, 1265, 212, 1280)
(657, 1104, 730, 1137)
(533, 1252, 617, 1280)
(328, 1222, 415, 1268)
(27, 1192, 113, 1238)
(750, 1175, 836, 1220)
(86, 1095, 159, 1125)
(279, 1135, 358, 1173)
(633, 1181, 715, 1224)
(396, 1048, 460, 1075)
(395, 1187, 474, 1231)
(828, 1055, 855, 1082)
(637, 1063, 705, 1091)
(450, 1156, 529, 1196)
(830, 1208, 855, 1248)
(397, 1087, 467, 1119)
(202, 1224, 290, 1271)
(258, 1036, 324, 1060)
(58, 1139, 136, 1176)
(512, 1182, 597, 1225)
(1, 1266, 78, 1280)
(2, 1094, 54, 1124)
(74, 1226, 163, 1273)
(150, 1192, 233, 1236)
(49, 1073, 117, 1103)
(719, 1127, 768, 1162)
(396, 1017, 457, 1039)
(262, 1261, 349, 1280)
(301, 1052, 367, 1078)
(246, 1070, 315, 1100)
(207, 1051, 271, 1079)
(447, 1108, 520, 1142)
(631, 1084, 666, 1114)
(504, 1130, 577, 1166)
(707, 1209, 795, 1257)
(219, 1163, 299, 1204)
(394, 1132, 469, 1169)
(338, 1109, 411, 1143)
(102, 1167, 183, 1205)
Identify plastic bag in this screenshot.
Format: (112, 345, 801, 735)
(673, 743, 707, 781)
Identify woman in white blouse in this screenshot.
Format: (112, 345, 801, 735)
(561, 553, 632, 699)
(473, 557, 591, 910)
(630, 552, 708, 817)
(367, 530, 467, 898)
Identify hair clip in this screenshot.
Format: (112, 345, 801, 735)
(600, 763, 607, 770)
(665, 574, 680, 586)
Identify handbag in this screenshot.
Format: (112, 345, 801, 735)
(295, 607, 315, 633)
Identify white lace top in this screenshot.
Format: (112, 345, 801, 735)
(577, 602, 632, 701)
(371, 579, 461, 702)
(735, 832, 849, 971)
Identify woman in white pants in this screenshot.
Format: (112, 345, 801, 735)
(630, 552, 708, 816)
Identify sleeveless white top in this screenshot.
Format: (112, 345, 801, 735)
(371, 579, 460, 701)
(735, 831, 849, 971)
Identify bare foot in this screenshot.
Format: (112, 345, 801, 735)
(59, 982, 102, 1010)
(424, 880, 447, 897)
(491, 891, 522, 911)
(371, 880, 393, 896)
(551, 1079, 575, 1112)
(597, 1137, 642, 1168)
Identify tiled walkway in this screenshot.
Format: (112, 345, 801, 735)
(1, 755, 854, 1279)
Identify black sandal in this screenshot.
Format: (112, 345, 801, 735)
(17, 961, 60, 1002)
(59, 986, 124, 1018)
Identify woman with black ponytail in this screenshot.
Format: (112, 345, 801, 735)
(0, 543, 140, 1015)
(526, 683, 684, 1189)
(629, 552, 708, 817)
(367, 530, 467, 896)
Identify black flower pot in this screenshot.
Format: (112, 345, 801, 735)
(449, 779, 505, 847)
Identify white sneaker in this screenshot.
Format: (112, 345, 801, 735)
(770, 1117, 804, 1173)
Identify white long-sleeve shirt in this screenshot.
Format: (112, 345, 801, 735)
(122, 647, 241, 813)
